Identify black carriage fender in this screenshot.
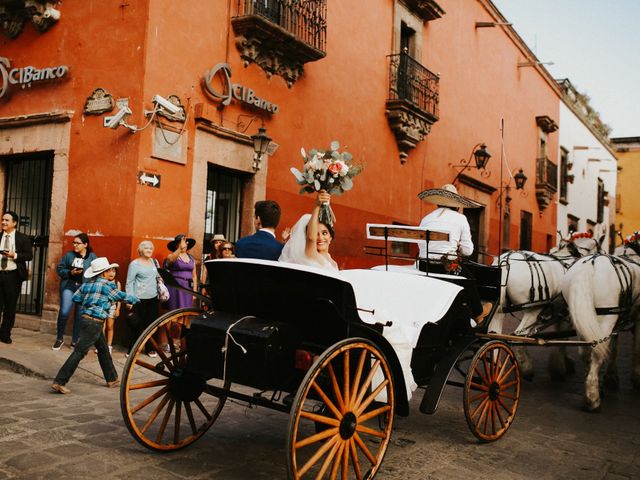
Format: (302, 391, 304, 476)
(349, 323, 410, 417)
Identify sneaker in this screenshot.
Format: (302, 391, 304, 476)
(70, 342, 77, 349)
(162, 344, 171, 354)
(106, 378, 120, 388)
(52, 339, 64, 351)
(148, 350, 158, 358)
(51, 383, 71, 394)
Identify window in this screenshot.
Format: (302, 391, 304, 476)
(203, 166, 244, 256)
(597, 178, 605, 223)
(567, 214, 579, 234)
(519, 211, 532, 251)
(559, 147, 569, 203)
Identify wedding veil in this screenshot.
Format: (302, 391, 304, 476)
(279, 214, 336, 271)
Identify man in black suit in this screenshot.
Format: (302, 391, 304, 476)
(0, 211, 33, 344)
(236, 200, 284, 260)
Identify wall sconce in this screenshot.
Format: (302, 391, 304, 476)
(251, 127, 272, 171)
(496, 168, 528, 207)
(513, 168, 527, 190)
(451, 143, 491, 184)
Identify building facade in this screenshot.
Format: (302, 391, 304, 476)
(556, 79, 617, 251)
(611, 137, 640, 238)
(1, 0, 562, 335)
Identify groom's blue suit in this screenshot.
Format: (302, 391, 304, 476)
(235, 230, 284, 261)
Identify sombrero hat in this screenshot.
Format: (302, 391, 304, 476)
(417, 184, 482, 209)
(167, 234, 196, 251)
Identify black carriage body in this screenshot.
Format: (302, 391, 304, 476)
(187, 260, 386, 395)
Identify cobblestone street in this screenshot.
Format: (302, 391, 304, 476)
(0, 327, 638, 479)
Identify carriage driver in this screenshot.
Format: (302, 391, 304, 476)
(417, 184, 493, 324)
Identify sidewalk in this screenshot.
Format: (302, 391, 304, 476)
(0, 327, 129, 383)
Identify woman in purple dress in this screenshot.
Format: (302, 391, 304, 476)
(163, 234, 198, 309)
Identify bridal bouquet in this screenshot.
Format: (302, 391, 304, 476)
(290, 141, 363, 226)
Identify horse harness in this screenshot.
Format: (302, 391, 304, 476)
(581, 253, 634, 317)
(501, 251, 571, 314)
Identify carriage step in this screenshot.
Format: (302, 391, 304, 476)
(419, 336, 478, 415)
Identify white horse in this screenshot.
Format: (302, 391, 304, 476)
(562, 252, 640, 411)
(489, 235, 601, 380)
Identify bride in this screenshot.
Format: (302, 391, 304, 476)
(279, 190, 338, 271)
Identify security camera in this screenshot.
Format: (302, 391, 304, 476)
(103, 106, 132, 129)
(152, 95, 180, 115)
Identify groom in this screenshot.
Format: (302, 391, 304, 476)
(236, 200, 284, 260)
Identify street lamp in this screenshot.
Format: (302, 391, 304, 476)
(451, 143, 492, 185)
(513, 168, 527, 190)
(251, 127, 272, 171)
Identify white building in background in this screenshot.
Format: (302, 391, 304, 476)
(556, 79, 618, 252)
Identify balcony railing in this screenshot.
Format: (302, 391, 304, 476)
(536, 157, 558, 192)
(387, 52, 439, 119)
(236, 0, 327, 53)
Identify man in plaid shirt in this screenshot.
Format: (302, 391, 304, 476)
(51, 257, 139, 394)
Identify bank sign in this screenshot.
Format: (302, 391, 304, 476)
(0, 57, 69, 99)
(203, 63, 279, 114)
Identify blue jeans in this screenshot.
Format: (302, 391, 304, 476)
(53, 316, 117, 386)
(56, 286, 82, 343)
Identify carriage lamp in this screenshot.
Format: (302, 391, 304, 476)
(251, 127, 272, 171)
(513, 168, 527, 190)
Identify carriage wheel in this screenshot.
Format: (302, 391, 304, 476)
(287, 338, 395, 480)
(120, 308, 229, 451)
(463, 340, 520, 442)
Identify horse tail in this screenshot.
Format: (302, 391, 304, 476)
(565, 262, 610, 362)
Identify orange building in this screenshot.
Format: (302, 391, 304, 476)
(611, 137, 640, 236)
(0, 0, 560, 336)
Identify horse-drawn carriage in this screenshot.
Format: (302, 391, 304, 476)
(119, 225, 523, 479)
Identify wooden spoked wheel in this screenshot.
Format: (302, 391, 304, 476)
(120, 308, 229, 451)
(463, 340, 520, 442)
(287, 339, 395, 480)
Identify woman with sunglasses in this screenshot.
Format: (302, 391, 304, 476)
(219, 242, 235, 258)
(52, 233, 97, 350)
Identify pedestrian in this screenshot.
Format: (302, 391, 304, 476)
(100, 277, 121, 355)
(219, 241, 236, 258)
(164, 234, 197, 310)
(235, 200, 284, 260)
(0, 211, 33, 344)
(51, 257, 138, 394)
(126, 240, 161, 357)
(200, 234, 226, 295)
(52, 233, 97, 350)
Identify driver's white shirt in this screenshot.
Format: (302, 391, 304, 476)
(418, 207, 474, 258)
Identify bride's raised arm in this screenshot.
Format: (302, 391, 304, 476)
(305, 190, 330, 262)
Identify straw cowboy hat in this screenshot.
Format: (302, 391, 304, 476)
(417, 184, 482, 209)
(84, 257, 119, 278)
(167, 234, 196, 252)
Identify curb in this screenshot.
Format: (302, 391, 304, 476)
(0, 357, 49, 380)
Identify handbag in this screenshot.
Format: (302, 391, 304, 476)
(153, 259, 170, 302)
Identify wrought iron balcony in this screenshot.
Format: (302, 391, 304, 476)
(385, 51, 440, 163)
(232, 0, 327, 87)
(535, 156, 558, 211)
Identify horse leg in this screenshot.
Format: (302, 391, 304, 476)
(603, 336, 619, 392)
(583, 340, 611, 412)
(549, 319, 576, 381)
(512, 310, 539, 381)
(633, 318, 640, 389)
(487, 310, 504, 334)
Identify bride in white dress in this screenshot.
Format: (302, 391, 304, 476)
(279, 190, 338, 271)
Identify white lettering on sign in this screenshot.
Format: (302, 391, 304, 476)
(0, 57, 69, 99)
(203, 62, 279, 114)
